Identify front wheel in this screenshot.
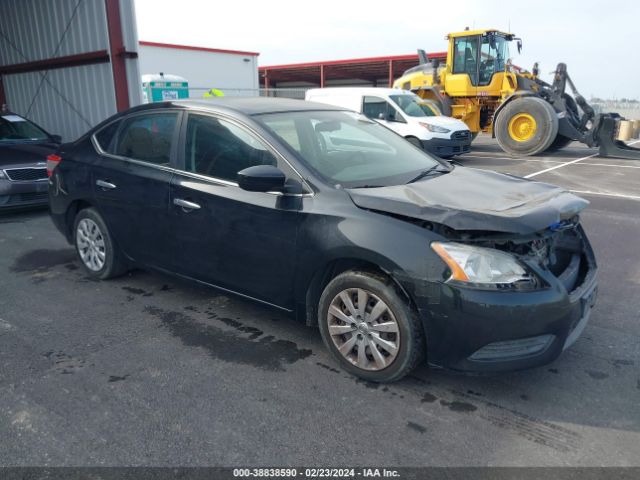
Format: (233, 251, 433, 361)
(73, 207, 127, 280)
(495, 96, 559, 156)
(318, 270, 425, 382)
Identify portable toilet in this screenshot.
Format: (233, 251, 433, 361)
(141, 73, 189, 103)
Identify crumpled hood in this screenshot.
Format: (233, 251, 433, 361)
(347, 166, 589, 234)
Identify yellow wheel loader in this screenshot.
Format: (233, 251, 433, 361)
(394, 29, 640, 159)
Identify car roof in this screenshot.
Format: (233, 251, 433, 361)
(169, 97, 348, 115)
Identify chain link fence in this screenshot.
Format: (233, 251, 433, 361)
(187, 87, 311, 100)
(186, 88, 640, 120)
(590, 100, 640, 120)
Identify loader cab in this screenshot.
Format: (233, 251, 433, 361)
(447, 30, 514, 94)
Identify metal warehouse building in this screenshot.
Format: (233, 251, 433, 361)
(259, 52, 447, 92)
(0, 0, 141, 142)
(0, 0, 260, 142)
(137, 41, 259, 98)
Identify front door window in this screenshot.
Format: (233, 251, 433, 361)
(184, 114, 278, 182)
(453, 35, 479, 85)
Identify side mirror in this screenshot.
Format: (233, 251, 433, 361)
(237, 165, 286, 193)
(51, 134, 62, 143)
(377, 113, 385, 120)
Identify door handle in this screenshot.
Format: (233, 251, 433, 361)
(173, 198, 201, 211)
(96, 179, 117, 190)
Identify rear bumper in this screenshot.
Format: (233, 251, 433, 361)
(421, 136, 471, 157)
(0, 179, 49, 209)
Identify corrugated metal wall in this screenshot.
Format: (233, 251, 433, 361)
(4, 63, 116, 139)
(0, 0, 140, 141)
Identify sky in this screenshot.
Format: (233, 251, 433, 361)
(135, 0, 638, 100)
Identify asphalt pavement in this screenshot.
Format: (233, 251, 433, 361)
(1, 137, 639, 467)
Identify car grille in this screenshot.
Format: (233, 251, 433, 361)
(451, 130, 471, 141)
(4, 167, 48, 181)
(17, 192, 49, 202)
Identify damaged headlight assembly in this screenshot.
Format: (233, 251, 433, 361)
(431, 242, 539, 290)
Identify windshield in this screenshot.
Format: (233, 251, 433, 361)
(479, 34, 510, 84)
(0, 114, 49, 142)
(389, 94, 439, 117)
(256, 110, 443, 188)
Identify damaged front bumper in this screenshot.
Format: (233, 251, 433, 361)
(408, 226, 598, 373)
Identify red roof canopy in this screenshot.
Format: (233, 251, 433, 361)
(259, 52, 447, 87)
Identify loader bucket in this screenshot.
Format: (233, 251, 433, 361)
(596, 116, 640, 160)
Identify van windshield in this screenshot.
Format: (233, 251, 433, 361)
(256, 110, 446, 188)
(389, 95, 439, 117)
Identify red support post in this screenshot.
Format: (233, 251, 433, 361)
(104, 0, 130, 111)
(388, 59, 394, 87)
(320, 64, 325, 88)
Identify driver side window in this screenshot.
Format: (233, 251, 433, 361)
(184, 114, 277, 182)
(453, 35, 478, 85)
(362, 96, 404, 123)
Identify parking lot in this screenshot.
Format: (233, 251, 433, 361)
(1, 136, 639, 467)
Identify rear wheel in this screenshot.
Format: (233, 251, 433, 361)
(495, 96, 558, 156)
(318, 270, 425, 382)
(73, 207, 127, 280)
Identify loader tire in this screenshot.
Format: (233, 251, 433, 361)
(495, 96, 559, 156)
(546, 134, 574, 152)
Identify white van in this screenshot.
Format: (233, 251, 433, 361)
(305, 87, 471, 157)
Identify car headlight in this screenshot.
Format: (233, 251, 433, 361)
(0, 170, 6, 179)
(420, 122, 450, 134)
(431, 241, 535, 288)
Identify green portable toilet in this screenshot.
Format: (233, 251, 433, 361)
(141, 73, 189, 103)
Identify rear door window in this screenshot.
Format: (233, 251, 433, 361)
(94, 120, 121, 152)
(112, 112, 178, 165)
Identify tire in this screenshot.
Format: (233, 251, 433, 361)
(546, 134, 573, 152)
(495, 96, 559, 156)
(405, 136, 423, 149)
(318, 270, 425, 382)
(73, 207, 127, 280)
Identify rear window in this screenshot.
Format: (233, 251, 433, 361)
(0, 114, 49, 142)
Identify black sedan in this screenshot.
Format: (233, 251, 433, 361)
(1, 110, 61, 209)
(48, 98, 597, 382)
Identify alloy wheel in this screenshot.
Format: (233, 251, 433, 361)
(76, 218, 106, 271)
(327, 288, 400, 371)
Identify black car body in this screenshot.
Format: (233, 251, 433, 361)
(0, 110, 60, 209)
(48, 98, 597, 381)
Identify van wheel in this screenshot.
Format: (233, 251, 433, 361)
(318, 270, 425, 382)
(405, 136, 423, 149)
(73, 207, 127, 280)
